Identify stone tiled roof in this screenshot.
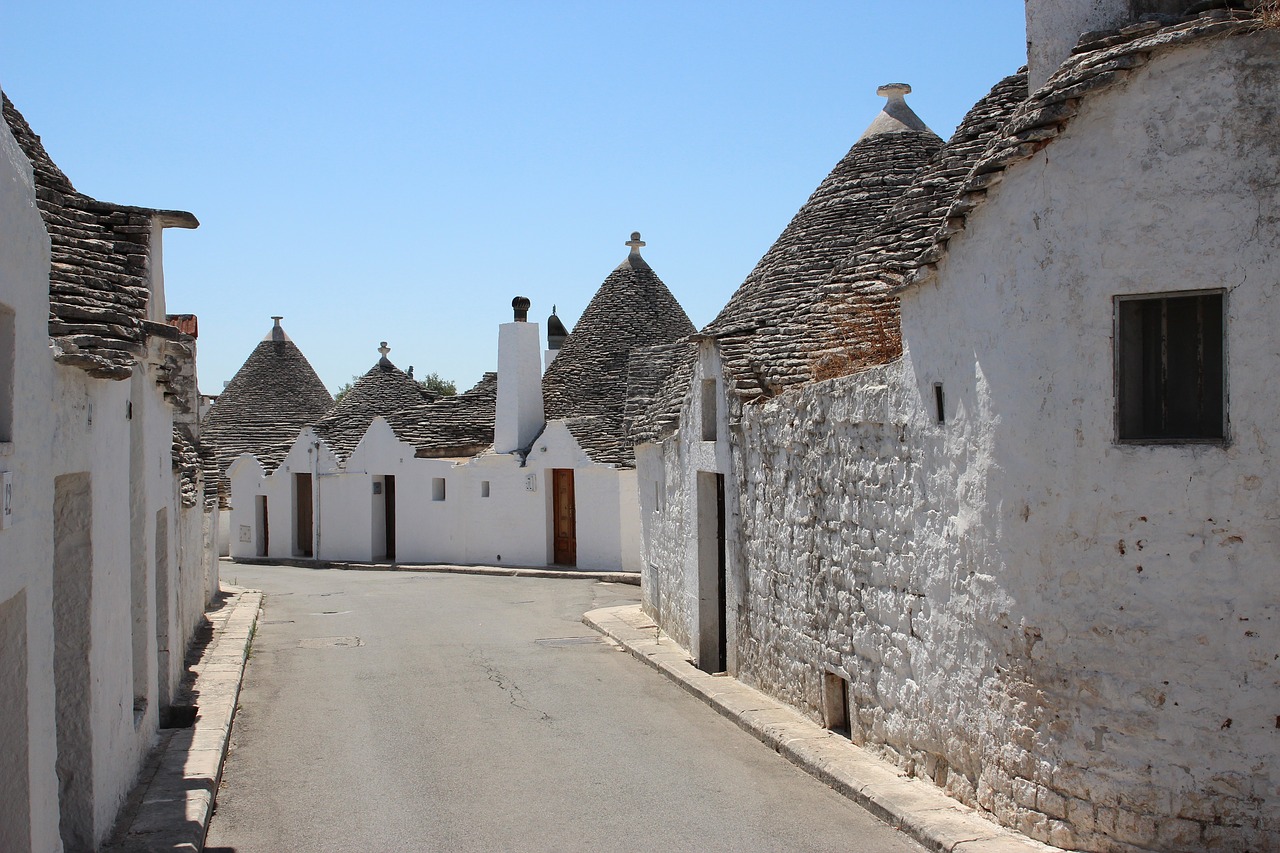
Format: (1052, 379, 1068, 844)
(622, 340, 693, 447)
(2, 93, 198, 379)
(313, 347, 436, 460)
(541, 236, 695, 465)
(634, 91, 943, 442)
(802, 70, 1029, 377)
(906, 8, 1261, 291)
(388, 372, 497, 458)
(172, 427, 201, 508)
(203, 321, 335, 483)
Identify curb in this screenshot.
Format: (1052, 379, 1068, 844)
(105, 584, 263, 853)
(583, 604, 1063, 853)
(227, 556, 640, 586)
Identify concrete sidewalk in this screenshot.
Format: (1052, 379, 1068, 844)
(583, 604, 1062, 853)
(229, 556, 640, 585)
(105, 584, 263, 853)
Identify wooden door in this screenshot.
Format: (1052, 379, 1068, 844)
(295, 473, 313, 557)
(552, 468, 576, 566)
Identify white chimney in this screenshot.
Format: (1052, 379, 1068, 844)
(495, 296, 545, 453)
(1026, 0, 1131, 92)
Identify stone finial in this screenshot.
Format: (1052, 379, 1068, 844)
(378, 341, 392, 367)
(270, 316, 286, 342)
(626, 232, 646, 254)
(877, 82, 912, 100)
(512, 296, 531, 322)
(859, 82, 931, 140)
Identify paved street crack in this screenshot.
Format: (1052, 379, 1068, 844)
(465, 645, 552, 722)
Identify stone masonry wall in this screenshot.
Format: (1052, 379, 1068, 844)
(723, 38, 1280, 853)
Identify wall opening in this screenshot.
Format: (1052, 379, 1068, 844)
(933, 383, 945, 424)
(700, 379, 718, 442)
(552, 469, 576, 566)
(53, 472, 94, 851)
(154, 507, 171, 712)
(0, 304, 13, 443)
(0, 591, 31, 853)
(1116, 290, 1225, 441)
(128, 384, 148, 723)
(480, 480, 490, 498)
(294, 473, 313, 556)
(822, 671, 852, 738)
(695, 471, 727, 673)
(383, 475, 396, 561)
(431, 477, 446, 502)
(255, 495, 269, 557)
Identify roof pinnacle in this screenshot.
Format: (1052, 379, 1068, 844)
(626, 232, 646, 254)
(858, 82, 932, 140)
(269, 315, 286, 342)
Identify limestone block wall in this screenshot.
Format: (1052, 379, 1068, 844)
(719, 38, 1280, 853)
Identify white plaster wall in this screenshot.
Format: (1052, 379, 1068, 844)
(0, 111, 58, 853)
(712, 39, 1280, 853)
(638, 345, 742, 669)
(1025, 0, 1129, 90)
(227, 455, 266, 560)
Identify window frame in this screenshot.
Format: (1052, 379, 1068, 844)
(1113, 288, 1228, 445)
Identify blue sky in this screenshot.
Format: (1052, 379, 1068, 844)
(3, 3, 1027, 395)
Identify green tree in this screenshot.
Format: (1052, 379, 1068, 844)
(417, 371, 456, 397)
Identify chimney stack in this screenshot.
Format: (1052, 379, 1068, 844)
(512, 296, 530, 322)
(495, 296, 545, 452)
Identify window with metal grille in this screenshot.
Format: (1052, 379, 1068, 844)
(1115, 291, 1225, 442)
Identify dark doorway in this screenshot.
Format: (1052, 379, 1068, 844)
(383, 475, 396, 561)
(552, 469, 576, 566)
(295, 474, 313, 557)
(256, 496, 269, 557)
(696, 471, 727, 673)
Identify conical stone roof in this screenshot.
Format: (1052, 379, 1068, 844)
(204, 318, 335, 486)
(541, 233, 694, 465)
(700, 84, 942, 396)
(632, 85, 944, 443)
(312, 342, 436, 460)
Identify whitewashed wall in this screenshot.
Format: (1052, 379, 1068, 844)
(0, 112, 58, 853)
(667, 38, 1280, 853)
(231, 415, 641, 572)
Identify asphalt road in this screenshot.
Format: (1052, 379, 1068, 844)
(205, 565, 923, 853)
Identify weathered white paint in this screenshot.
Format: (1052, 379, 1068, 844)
(495, 320, 543, 453)
(0, 108, 218, 849)
(1025, 0, 1130, 91)
(642, 36, 1280, 852)
(0, 106, 58, 853)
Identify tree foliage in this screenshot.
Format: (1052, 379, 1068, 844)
(333, 370, 456, 404)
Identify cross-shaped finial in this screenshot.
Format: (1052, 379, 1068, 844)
(626, 232, 645, 253)
(378, 341, 390, 357)
(552, 304, 557, 315)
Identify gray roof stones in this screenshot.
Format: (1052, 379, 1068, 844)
(312, 347, 437, 460)
(387, 372, 498, 459)
(802, 70, 1030, 377)
(203, 321, 335, 483)
(2, 93, 198, 380)
(541, 236, 695, 466)
(633, 90, 946, 442)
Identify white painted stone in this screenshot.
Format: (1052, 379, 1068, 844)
(641, 35, 1280, 852)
